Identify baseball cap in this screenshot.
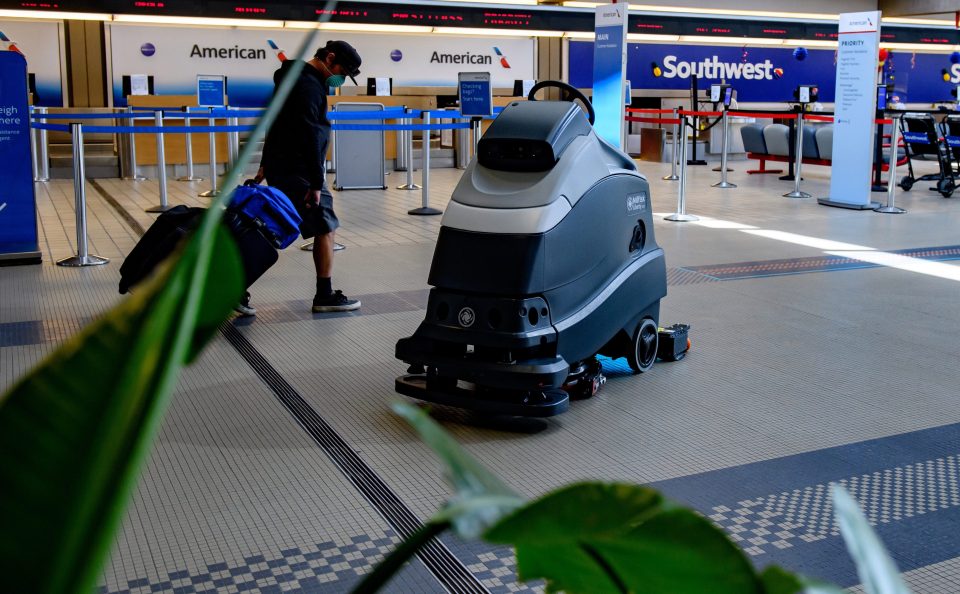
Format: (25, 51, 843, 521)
(317, 40, 362, 84)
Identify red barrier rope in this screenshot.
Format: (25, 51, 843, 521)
(804, 114, 834, 122)
(625, 116, 682, 124)
(625, 108, 674, 114)
(679, 110, 722, 117)
(727, 111, 798, 120)
(875, 118, 892, 125)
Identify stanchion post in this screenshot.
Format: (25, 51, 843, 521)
(146, 111, 171, 213)
(876, 114, 905, 214)
(456, 115, 470, 169)
(29, 106, 39, 181)
(784, 112, 811, 198)
(178, 106, 202, 181)
(228, 114, 239, 169)
(712, 109, 736, 188)
(665, 116, 699, 222)
(123, 106, 146, 181)
(409, 111, 441, 216)
(37, 107, 50, 181)
(57, 123, 108, 267)
(472, 116, 482, 160)
(663, 107, 680, 181)
(397, 108, 420, 190)
(199, 107, 219, 197)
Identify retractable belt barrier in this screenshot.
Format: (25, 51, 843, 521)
(29, 107, 481, 256)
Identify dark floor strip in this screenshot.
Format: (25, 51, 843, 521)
(684, 245, 960, 280)
(649, 420, 960, 587)
(89, 179, 147, 236)
(219, 322, 489, 594)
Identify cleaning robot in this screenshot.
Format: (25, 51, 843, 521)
(395, 81, 669, 416)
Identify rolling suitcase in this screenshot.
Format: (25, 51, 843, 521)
(119, 205, 281, 295)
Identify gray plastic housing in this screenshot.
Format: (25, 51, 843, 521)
(477, 101, 593, 172)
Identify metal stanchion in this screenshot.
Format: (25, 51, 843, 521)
(228, 114, 240, 169)
(178, 107, 203, 181)
(57, 123, 109, 267)
(875, 115, 905, 214)
(712, 110, 736, 188)
(199, 108, 219, 197)
(472, 117, 482, 160)
(123, 106, 146, 181)
(37, 107, 50, 181)
(665, 116, 699, 222)
(397, 109, 421, 190)
(456, 115, 470, 169)
(396, 107, 410, 172)
(663, 107, 680, 181)
(29, 107, 39, 181)
(783, 112, 811, 199)
(146, 111, 171, 213)
(409, 111, 441, 216)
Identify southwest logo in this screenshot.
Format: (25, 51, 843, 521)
(493, 47, 511, 69)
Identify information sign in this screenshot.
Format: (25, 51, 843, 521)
(458, 72, 492, 117)
(0, 51, 40, 262)
(197, 74, 226, 107)
(819, 11, 882, 210)
(593, 3, 628, 147)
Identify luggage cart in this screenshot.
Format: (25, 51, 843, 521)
(898, 112, 955, 198)
(940, 114, 960, 183)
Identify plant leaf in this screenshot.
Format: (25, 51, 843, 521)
(486, 483, 761, 594)
(0, 223, 242, 594)
(391, 402, 524, 538)
(831, 485, 911, 594)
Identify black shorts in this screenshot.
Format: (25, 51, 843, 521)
(267, 174, 340, 239)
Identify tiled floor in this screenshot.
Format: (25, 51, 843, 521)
(3, 153, 960, 593)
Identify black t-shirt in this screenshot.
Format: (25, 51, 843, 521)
(261, 60, 331, 190)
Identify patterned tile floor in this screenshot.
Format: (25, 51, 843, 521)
(3, 155, 960, 593)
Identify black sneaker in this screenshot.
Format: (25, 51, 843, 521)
(234, 291, 257, 317)
(312, 290, 361, 313)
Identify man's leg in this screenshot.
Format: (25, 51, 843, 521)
(310, 187, 360, 313)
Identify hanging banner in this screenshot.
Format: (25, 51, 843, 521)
(0, 51, 40, 263)
(592, 3, 628, 148)
(819, 11, 882, 210)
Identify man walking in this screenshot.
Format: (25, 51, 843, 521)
(255, 40, 362, 313)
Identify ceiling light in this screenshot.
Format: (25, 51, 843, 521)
(627, 33, 680, 42)
(678, 36, 784, 46)
(0, 9, 111, 21)
(883, 16, 955, 26)
(284, 22, 432, 33)
(111, 14, 283, 28)
(783, 39, 837, 48)
(439, 0, 538, 4)
(432, 27, 563, 38)
(564, 31, 595, 39)
(880, 42, 957, 52)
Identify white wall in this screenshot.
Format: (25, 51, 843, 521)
(108, 24, 535, 106)
(0, 20, 64, 106)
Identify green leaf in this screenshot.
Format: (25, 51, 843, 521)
(391, 402, 524, 538)
(486, 483, 761, 594)
(831, 485, 912, 594)
(485, 482, 662, 544)
(0, 222, 243, 594)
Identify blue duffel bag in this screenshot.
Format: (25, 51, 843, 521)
(227, 182, 302, 249)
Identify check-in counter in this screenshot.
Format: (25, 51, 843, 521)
(126, 95, 229, 167)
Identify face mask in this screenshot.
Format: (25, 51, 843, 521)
(327, 74, 346, 88)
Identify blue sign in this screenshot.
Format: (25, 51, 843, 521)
(197, 75, 226, 107)
(571, 42, 960, 105)
(0, 51, 40, 262)
(458, 72, 492, 117)
(946, 136, 960, 148)
(902, 131, 932, 145)
(592, 4, 628, 147)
